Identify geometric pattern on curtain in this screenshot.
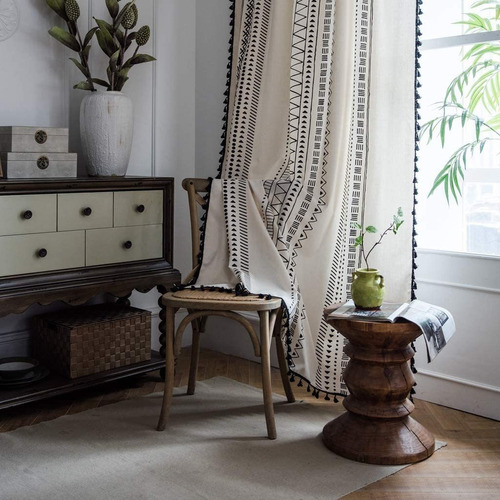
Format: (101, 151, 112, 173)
(195, 0, 416, 397)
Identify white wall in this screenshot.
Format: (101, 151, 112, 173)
(414, 250, 500, 420)
(195, 0, 231, 179)
(0, 0, 195, 355)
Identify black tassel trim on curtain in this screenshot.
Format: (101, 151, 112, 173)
(410, 0, 424, 399)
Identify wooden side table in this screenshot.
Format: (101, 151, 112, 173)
(322, 317, 435, 465)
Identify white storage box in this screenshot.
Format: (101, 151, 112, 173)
(0, 126, 69, 153)
(0, 152, 77, 178)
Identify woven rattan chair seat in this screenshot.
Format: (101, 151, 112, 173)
(165, 289, 281, 311)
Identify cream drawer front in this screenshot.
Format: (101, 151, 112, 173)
(0, 231, 85, 277)
(86, 225, 163, 266)
(0, 194, 56, 236)
(114, 190, 163, 227)
(58, 192, 113, 231)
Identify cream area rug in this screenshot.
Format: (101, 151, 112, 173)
(0, 377, 443, 500)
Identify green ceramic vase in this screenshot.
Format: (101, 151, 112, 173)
(351, 268, 385, 309)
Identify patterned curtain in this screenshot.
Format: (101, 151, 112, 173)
(196, 0, 418, 397)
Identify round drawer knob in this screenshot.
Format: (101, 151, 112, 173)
(82, 207, 92, 217)
(38, 248, 48, 258)
(136, 204, 145, 213)
(123, 241, 133, 250)
(23, 210, 33, 220)
(35, 130, 47, 145)
(37, 156, 50, 170)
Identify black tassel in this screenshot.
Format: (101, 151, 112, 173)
(333, 396, 339, 403)
(307, 384, 311, 392)
(297, 379, 303, 387)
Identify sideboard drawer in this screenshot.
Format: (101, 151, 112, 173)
(114, 190, 163, 227)
(0, 231, 85, 277)
(86, 225, 163, 266)
(0, 194, 56, 236)
(58, 192, 113, 231)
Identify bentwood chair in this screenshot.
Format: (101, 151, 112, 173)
(156, 178, 295, 439)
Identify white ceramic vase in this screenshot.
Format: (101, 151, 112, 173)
(80, 91, 133, 176)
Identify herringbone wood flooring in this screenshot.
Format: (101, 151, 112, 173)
(1, 348, 499, 499)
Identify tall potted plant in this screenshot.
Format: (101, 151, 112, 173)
(46, 0, 155, 176)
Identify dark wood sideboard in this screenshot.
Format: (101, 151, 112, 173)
(0, 177, 181, 409)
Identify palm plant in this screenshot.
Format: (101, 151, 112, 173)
(46, 0, 155, 92)
(420, 0, 500, 203)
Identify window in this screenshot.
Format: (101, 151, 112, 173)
(418, 0, 500, 256)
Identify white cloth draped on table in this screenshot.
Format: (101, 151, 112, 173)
(196, 0, 419, 396)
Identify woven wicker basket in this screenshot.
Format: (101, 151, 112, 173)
(33, 304, 151, 379)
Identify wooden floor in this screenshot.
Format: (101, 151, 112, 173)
(1, 348, 499, 499)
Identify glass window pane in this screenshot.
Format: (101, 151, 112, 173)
(418, 32, 500, 256)
(423, 0, 469, 39)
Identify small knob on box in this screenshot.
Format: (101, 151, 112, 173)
(38, 248, 48, 258)
(136, 204, 145, 213)
(35, 130, 47, 145)
(82, 207, 92, 217)
(123, 241, 133, 250)
(37, 156, 49, 170)
(23, 210, 33, 220)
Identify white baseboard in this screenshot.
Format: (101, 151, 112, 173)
(415, 367, 500, 421)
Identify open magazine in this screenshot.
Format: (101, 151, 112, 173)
(327, 300, 455, 361)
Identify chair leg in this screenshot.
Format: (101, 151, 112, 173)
(275, 329, 296, 403)
(187, 316, 205, 395)
(259, 310, 277, 440)
(157, 305, 176, 431)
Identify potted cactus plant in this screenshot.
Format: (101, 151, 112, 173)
(46, 0, 155, 176)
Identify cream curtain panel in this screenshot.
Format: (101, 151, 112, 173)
(196, 0, 418, 396)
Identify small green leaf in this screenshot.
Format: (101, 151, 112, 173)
(106, 0, 120, 18)
(73, 81, 94, 91)
(69, 57, 89, 78)
(114, 76, 129, 91)
(124, 53, 156, 67)
(96, 27, 119, 57)
(48, 26, 80, 52)
(83, 27, 98, 48)
(92, 78, 110, 88)
(83, 44, 91, 59)
(46, 0, 68, 21)
(94, 18, 114, 35)
(440, 118, 447, 147)
(109, 49, 121, 71)
(115, 28, 125, 45)
(365, 226, 377, 233)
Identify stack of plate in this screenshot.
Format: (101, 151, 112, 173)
(0, 357, 49, 389)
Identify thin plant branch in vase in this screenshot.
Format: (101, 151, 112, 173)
(349, 208, 404, 309)
(46, 0, 155, 91)
(352, 207, 405, 270)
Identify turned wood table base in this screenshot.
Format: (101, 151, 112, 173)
(322, 318, 435, 465)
